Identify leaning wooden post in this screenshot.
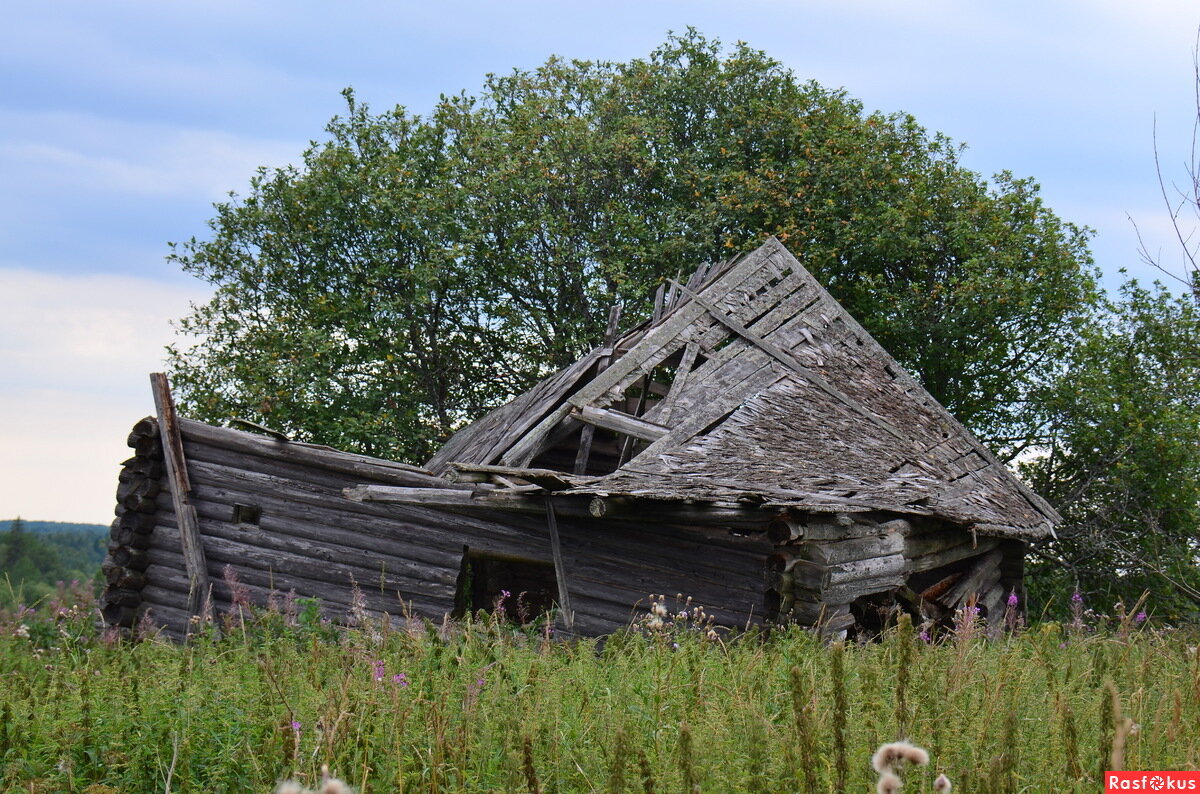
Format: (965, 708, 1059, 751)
(545, 499, 575, 632)
(150, 372, 210, 619)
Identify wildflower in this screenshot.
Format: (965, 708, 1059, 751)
(1071, 591, 1083, 604)
(291, 720, 302, 732)
(1135, 611, 1147, 623)
(919, 630, 931, 644)
(876, 772, 901, 794)
(872, 741, 930, 773)
(372, 659, 385, 682)
(393, 673, 409, 687)
(1007, 591, 1018, 608)
(934, 773, 953, 792)
(14, 624, 29, 639)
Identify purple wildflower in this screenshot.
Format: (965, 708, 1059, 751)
(290, 720, 302, 733)
(1007, 591, 1019, 608)
(393, 673, 409, 687)
(919, 630, 931, 644)
(1071, 591, 1083, 604)
(1135, 611, 1147, 624)
(372, 659, 385, 682)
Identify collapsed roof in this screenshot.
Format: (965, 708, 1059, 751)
(426, 238, 1060, 541)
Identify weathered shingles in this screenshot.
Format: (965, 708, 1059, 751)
(431, 238, 1058, 540)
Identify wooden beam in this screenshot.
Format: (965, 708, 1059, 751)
(444, 463, 594, 491)
(545, 500, 575, 632)
(574, 405, 668, 442)
(657, 341, 700, 425)
(576, 304, 623, 475)
(667, 279, 903, 440)
(149, 372, 210, 619)
(587, 495, 772, 530)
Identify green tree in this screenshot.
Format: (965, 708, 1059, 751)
(1023, 282, 1200, 617)
(168, 31, 1096, 463)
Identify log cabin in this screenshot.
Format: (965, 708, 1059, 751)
(101, 238, 1059, 639)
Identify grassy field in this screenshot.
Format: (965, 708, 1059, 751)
(0, 585, 1197, 793)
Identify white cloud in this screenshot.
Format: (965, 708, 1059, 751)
(0, 269, 210, 523)
(0, 112, 302, 201)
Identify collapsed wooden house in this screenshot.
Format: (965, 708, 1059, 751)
(102, 238, 1060, 639)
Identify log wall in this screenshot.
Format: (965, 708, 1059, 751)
(102, 418, 772, 639)
(764, 511, 1026, 635)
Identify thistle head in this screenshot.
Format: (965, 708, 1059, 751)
(872, 741, 930, 773)
(934, 773, 953, 792)
(876, 771, 902, 794)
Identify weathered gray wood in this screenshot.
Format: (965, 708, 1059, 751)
(803, 532, 905, 565)
(827, 553, 906, 585)
(574, 405, 668, 442)
(501, 247, 779, 467)
(574, 304, 624, 475)
(179, 418, 448, 487)
(151, 372, 209, 618)
(656, 341, 700, 426)
(908, 537, 1001, 574)
(586, 495, 773, 530)
(939, 548, 1004, 608)
(445, 463, 593, 491)
(545, 501, 574, 631)
(820, 573, 905, 603)
(667, 279, 903, 440)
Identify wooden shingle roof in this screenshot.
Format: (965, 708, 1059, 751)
(427, 238, 1060, 541)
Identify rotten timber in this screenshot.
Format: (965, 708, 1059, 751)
(150, 373, 209, 618)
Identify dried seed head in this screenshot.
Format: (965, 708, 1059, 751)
(321, 779, 354, 794)
(275, 784, 304, 794)
(934, 773, 953, 792)
(872, 741, 930, 773)
(876, 771, 902, 794)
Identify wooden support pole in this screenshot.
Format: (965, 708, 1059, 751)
(150, 372, 210, 619)
(545, 500, 574, 632)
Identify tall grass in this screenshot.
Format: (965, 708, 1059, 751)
(0, 593, 1197, 792)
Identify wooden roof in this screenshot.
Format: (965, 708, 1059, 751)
(427, 238, 1060, 541)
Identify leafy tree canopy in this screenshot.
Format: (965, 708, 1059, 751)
(168, 30, 1098, 464)
(1023, 282, 1200, 618)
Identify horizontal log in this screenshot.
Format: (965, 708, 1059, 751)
(821, 573, 905, 603)
(827, 553, 906, 585)
(445, 463, 595, 491)
(572, 405, 668, 442)
(804, 532, 905, 565)
(175, 505, 462, 588)
(178, 418, 448, 488)
(768, 516, 887, 543)
(181, 471, 768, 592)
(905, 530, 979, 557)
(177, 461, 558, 556)
(141, 549, 451, 622)
(908, 537, 1000, 574)
(145, 518, 460, 603)
(588, 496, 774, 530)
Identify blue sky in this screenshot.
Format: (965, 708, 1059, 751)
(2, 0, 1198, 523)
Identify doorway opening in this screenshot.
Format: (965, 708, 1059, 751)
(452, 546, 559, 625)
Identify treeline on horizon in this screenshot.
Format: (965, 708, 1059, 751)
(0, 517, 106, 608)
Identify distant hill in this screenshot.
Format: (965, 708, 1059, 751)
(0, 519, 108, 535)
(1, 518, 108, 607)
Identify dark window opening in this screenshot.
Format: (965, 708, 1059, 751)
(232, 503, 261, 525)
(452, 547, 558, 625)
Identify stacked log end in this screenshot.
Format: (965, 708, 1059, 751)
(765, 510, 1025, 635)
(100, 417, 162, 628)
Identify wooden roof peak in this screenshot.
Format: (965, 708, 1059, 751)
(425, 238, 1060, 541)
